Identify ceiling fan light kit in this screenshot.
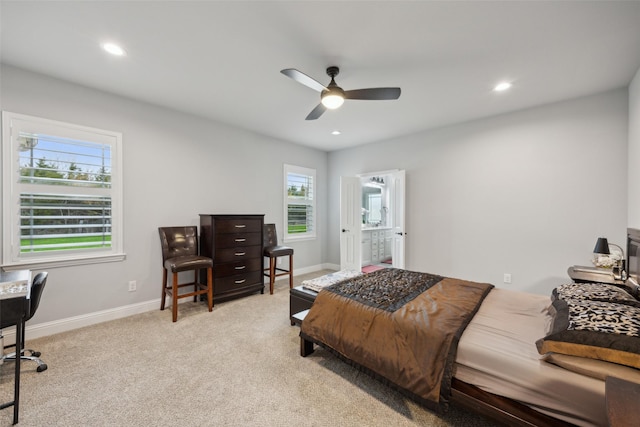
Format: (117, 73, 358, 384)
(321, 92, 345, 109)
(281, 66, 401, 120)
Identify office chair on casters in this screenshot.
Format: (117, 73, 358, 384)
(1, 272, 48, 372)
(263, 224, 294, 295)
(158, 226, 213, 322)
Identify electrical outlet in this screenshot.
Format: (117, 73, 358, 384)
(503, 273, 512, 284)
(277, 258, 282, 265)
(128, 280, 137, 292)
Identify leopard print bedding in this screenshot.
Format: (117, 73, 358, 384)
(538, 283, 640, 368)
(566, 299, 640, 337)
(554, 282, 634, 301)
(326, 268, 444, 312)
(553, 282, 640, 308)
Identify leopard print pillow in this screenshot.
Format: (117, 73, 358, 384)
(552, 283, 640, 307)
(566, 299, 640, 337)
(536, 298, 640, 369)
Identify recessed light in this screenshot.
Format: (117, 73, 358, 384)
(494, 82, 512, 92)
(102, 42, 126, 56)
(331, 130, 341, 135)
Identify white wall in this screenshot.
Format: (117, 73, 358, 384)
(0, 65, 328, 327)
(328, 89, 629, 295)
(628, 67, 640, 228)
(1, 62, 634, 337)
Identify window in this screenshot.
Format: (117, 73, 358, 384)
(284, 164, 316, 241)
(2, 112, 124, 269)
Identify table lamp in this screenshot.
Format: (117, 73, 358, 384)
(594, 237, 627, 281)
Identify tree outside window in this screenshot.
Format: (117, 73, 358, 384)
(284, 164, 316, 240)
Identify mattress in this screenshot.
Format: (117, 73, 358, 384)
(455, 288, 606, 427)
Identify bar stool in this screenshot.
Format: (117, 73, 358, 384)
(158, 226, 213, 322)
(263, 224, 294, 294)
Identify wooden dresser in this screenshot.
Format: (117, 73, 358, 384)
(199, 214, 265, 301)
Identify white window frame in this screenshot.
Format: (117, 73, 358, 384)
(283, 164, 316, 242)
(1, 111, 125, 270)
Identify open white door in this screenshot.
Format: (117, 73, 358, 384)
(391, 170, 406, 269)
(340, 176, 362, 271)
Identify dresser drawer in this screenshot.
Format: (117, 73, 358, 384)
(214, 218, 262, 234)
(215, 271, 262, 293)
(214, 245, 262, 263)
(214, 232, 261, 249)
(214, 258, 262, 278)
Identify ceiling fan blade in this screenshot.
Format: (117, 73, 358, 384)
(281, 69, 327, 93)
(344, 88, 401, 100)
(305, 103, 327, 120)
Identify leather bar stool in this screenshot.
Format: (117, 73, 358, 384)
(263, 224, 294, 294)
(158, 226, 213, 322)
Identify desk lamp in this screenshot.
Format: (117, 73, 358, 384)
(594, 237, 627, 281)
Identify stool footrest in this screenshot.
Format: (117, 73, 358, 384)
(164, 282, 209, 298)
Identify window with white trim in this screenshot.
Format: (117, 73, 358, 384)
(2, 111, 124, 269)
(284, 164, 316, 241)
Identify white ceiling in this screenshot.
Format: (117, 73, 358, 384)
(2, 1, 640, 152)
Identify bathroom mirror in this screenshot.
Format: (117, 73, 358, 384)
(362, 176, 387, 226)
(363, 186, 382, 224)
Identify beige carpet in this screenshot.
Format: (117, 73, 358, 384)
(0, 270, 497, 426)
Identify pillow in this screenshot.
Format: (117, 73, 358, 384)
(543, 353, 640, 383)
(536, 298, 640, 369)
(552, 282, 639, 307)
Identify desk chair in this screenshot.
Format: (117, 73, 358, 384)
(1, 272, 48, 372)
(263, 224, 294, 294)
(159, 226, 213, 322)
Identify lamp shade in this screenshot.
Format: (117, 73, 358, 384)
(593, 237, 611, 255)
(321, 85, 346, 109)
(321, 92, 344, 109)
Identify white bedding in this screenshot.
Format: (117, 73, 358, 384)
(455, 288, 606, 427)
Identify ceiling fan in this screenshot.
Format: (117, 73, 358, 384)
(281, 66, 401, 120)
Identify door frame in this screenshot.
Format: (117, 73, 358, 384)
(340, 169, 406, 270)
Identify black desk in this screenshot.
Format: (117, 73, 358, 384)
(0, 270, 30, 425)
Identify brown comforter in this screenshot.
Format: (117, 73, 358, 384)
(300, 268, 493, 411)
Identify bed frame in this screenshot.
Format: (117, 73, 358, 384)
(450, 379, 574, 427)
(300, 326, 576, 427)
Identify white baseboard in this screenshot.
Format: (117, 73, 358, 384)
(3, 265, 334, 345)
(2, 299, 160, 346)
(322, 262, 340, 271)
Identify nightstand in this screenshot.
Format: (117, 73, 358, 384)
(567, 266, 640, 297)
(567, 265, 625, 285)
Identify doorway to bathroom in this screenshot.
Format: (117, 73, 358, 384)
(340, 169, 405, 272)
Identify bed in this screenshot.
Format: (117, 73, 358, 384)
(299, 254, 640, 426)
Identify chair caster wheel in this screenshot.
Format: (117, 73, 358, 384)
(32, 351, 41, 357)
(36, 364, 48, 372)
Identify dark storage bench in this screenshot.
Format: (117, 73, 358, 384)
(289, 286, 317, 325)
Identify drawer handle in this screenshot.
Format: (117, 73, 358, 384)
(235, 279, 246, 284)
(235, 224, 246, 228)
(235, 252, 246, 256)
(234, 266, 246, 270)
(235, 238, 246, 242)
